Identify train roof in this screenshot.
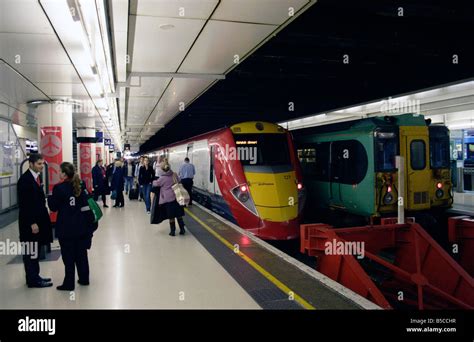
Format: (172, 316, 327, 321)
(293, 113, 430, 138)
(147, 121, 287, 154)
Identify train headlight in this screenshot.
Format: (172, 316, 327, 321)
(237, 185, 249, 202)
(297, 182, 303, 190)
(383, 192, 394, 204)
(436, 182, 443, 189)
(231, 184, 258, 216)
(238, 191, 249, 202)
(436, 189, 444, 198)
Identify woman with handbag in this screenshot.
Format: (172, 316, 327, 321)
(154, 160, 186, 236)
(47, 162, 95, 291)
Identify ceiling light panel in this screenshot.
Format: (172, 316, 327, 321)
(178, 20, 276, 74)
(212, 0, 309, 25)
(133, 0, 218, 19)
(131, 16, 205, 72)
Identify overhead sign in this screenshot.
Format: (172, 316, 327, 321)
(104, 138, 111, 146)
(96, 131, 104, 143)
(40, 126, 62, 194)
(109, 144, 114, 151)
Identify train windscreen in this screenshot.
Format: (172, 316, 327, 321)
(375, 131, 398, 172)
(233, 133, 291, 166)
(429, 129, 450, 169)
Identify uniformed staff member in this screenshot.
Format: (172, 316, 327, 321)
(17, 153, 53, 288)
(48, 162, 94, 291)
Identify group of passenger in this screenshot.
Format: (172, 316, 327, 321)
(18, 152, 196, 290)
(18, 154, 94, 290)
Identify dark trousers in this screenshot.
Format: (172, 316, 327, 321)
(181, 178, 193, 205)
(23, 253, 40, 285)
(59, 239, 89, 287)
(115, 191, 124, 207)
(93, 191, 106, 205)
(169, 217, 185, 233)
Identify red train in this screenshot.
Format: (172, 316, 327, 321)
(150, 121, 305, 240)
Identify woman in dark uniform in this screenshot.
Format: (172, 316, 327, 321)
(48, 162, 94, 291)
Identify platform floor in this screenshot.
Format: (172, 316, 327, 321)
(0, 194, 371, 310)
(0, 197, 259, 309)
(450, 191, 474, 215)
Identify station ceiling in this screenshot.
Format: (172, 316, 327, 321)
(139, 0, 474, 152)
(0, 0, 472, 154)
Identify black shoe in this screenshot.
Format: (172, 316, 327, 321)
(56, 284, 74, 291)
(103, 204, 109, 208)
(179, 229, 185, 235)
(27, 281, 53, 288)
(78, 280, 89, 286)
(119, 205, 124, 207)
(40, 277, 52, 282)
(169, 231, 175, 236)
(113, 205, 118, 207)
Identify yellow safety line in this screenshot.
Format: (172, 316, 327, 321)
(185, 208, 316, 310)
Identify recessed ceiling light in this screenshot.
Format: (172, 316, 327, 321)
(159, 24, 175, 30)
(27, 100, 50, 106)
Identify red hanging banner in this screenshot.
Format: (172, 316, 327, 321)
(80, 143, 93, 192)
(40, 126, 62, 194)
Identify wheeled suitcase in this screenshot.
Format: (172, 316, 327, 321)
(129, 187, 139, 200)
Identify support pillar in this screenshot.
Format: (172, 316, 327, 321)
(77, 118, 96, 193)
(36, 101, 73, 195)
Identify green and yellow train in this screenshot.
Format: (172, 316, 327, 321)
(295, 113, 452, 223)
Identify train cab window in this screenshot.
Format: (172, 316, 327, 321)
(410, 140, 426, 170)
(375, 132, 398, 172)
(233, 134, 290, 166)
(430, 133, 450, 169)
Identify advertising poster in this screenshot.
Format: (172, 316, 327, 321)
(79, 143, 92, 192)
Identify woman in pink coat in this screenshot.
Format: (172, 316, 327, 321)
(155, 161, 186, 236)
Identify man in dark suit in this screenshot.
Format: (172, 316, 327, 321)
(17, 153, 53, 288)
(92, 159, 108, 207)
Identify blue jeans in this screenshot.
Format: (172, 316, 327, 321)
(142, 184, 152, 211)
(124, 176, 133, 192)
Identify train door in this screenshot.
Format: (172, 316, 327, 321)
(209, 145, 216, 195)
(330, 142, 343, 207)
(399, 126, 431, 211)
